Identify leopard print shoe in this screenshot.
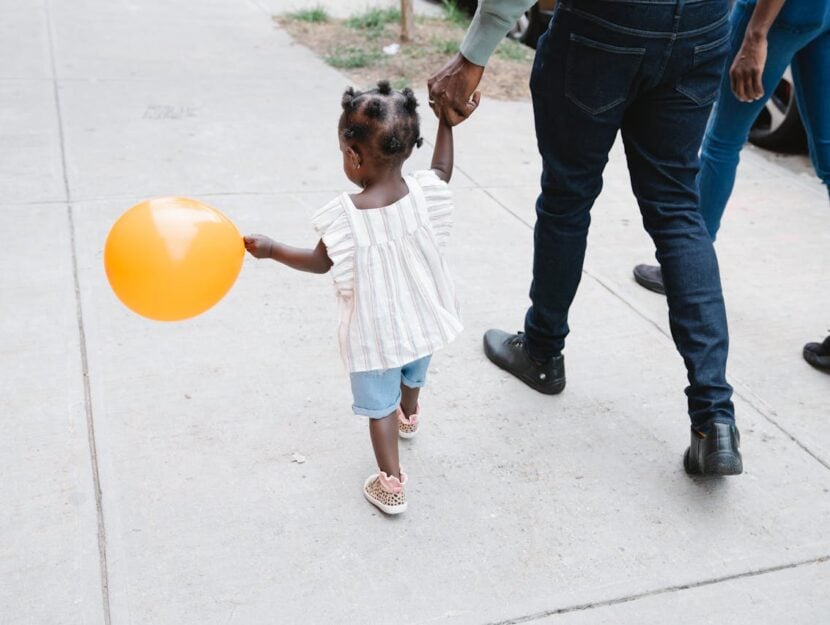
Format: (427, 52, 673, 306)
(398, 406, 420, 439)
(363, 470, 408, 515)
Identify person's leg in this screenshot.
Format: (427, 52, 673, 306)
(621, 34, 736, 433)
(484, 5, 639, 393)
(790, 29, 830, 192)
(351, 367, 409, 514)
(369, 414, 401, 477)
(633, 1, 806, 291)
(398, 355, 430, 438)
(522, 18, 632, 362)
(789, 27, 830, 367)
(622, 50, 743, 475)
(350, 368, 403, 478)
(399, 355, 430, 417)
(399, 386, 420, 419)
(698, 3, 807, 239)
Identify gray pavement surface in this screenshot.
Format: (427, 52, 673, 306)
(1, 1, 828, 624)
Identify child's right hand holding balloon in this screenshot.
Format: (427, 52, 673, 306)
(244, 233, 332, 274)
(243, 234, 275, 259)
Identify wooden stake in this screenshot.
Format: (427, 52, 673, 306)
(401, 0, 414, 43)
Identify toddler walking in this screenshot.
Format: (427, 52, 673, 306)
(244, 81, 468, 514)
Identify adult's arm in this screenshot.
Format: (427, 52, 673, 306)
(428, 0, 535, 125)
(730, 0, 786, 102)
(459, 0, 537, 67)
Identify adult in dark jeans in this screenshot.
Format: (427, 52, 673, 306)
(429, 0, 743, 475)
(633, 0, 830, 373)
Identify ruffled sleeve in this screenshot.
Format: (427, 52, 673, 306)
(311, 195, 354, 297)
(413, 169, 453, 249)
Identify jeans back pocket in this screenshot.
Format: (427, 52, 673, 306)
(565, 34, 645, 115)
(676, 33, 731, 106)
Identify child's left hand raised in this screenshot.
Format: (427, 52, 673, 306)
(243, 234, 275, 259)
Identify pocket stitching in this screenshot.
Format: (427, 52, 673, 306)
(569, 33, 646, 56)
(694, 32, 731, 56)
(676, 36, 730, 105)
(566, 34, 645, 115)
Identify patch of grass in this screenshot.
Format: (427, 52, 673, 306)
(345, 8, 401, 30)
(277, 5, 532, 102)
(442, 1, 470, 27)
(403, 42, 431, 60)
(496, 39, 532, 62)
(391, 77, 410, 91)
(287, 6, 328, 23)
(431, 36, 460, 55)
(326, 46, 383, 69)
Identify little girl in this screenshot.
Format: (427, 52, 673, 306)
(244, 81, 466, 515)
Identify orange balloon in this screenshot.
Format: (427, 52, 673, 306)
(104, 197, 244, 321)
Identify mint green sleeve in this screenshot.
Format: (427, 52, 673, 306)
(459, 0, 538, 66)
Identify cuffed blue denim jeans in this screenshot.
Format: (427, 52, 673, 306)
(525, 0, 735, 428)
(699, 0, 830, 239)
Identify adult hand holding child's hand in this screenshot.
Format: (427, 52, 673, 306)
(427, 52, 483, 126)
(243, 234, 274, 259)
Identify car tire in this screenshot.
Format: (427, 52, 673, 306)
(451, 0, 479, 14)
(748, 72, 808, 153)
(515, 4, 555, 49)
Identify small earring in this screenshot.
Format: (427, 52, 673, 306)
(356, 163, 361, 169)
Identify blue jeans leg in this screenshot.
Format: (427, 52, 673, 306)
(698, 1, 829, 238)
(791, 29, 830, 191)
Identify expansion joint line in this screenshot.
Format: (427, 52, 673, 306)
(44, 1, 112, 623)
(478, 179, 830, 474)
(485, 555, 830, 624)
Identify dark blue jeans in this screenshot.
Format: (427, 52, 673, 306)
(525, 0, 735, 428)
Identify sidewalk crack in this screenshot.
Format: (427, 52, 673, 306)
(479, 183, 830, 473)
(45, 1, 112, 623)
(484, 555, 830, 624)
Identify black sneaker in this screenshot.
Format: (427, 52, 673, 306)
(483, 329, 565, 395)
(684, 421, 743, 476)
(803, 335, 830, 373)
(633, 264, 665, 295)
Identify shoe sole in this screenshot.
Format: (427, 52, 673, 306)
(398, 429, 417, 440)
(684, 448, 743, 476)
(633, 271, 666, 295)
(483, 339, 565, 395)
(363, 475, 407, 515)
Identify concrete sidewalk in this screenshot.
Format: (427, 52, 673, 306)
(1, 1, 828, 624)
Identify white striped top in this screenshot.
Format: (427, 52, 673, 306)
(312, 170, 463, 373)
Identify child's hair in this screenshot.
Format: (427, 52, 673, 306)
(339, 80, 424, 165)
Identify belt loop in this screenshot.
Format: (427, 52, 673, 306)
(674, 0, 685, 34)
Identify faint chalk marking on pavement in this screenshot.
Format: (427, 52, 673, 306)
(142, 105, 198, 120)
(485, 554, 830, 624)
(45, 1, 112, 623)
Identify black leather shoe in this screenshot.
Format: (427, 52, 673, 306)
(803, 335, 830, 373)
(684, 421, 743, 476)
(633, 264, 665, 295)
(483, 329, 565, 395)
